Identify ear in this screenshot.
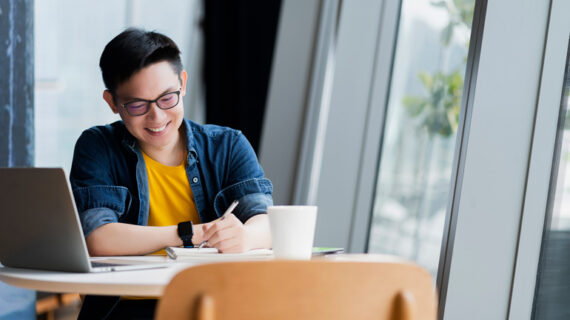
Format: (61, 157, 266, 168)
(103, 90, 119, 114)
(179, 70, 188, 97)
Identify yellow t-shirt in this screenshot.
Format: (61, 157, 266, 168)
(124, 151, 199, 300)
(143, 151, 200, 253)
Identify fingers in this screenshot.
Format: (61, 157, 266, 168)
(215, 239, 240, 253)
(200, 214, 248, 252)
(219, 244, 245, 253)
(206, 228, 234, 247)
(211, 238, 248, 253)
(201, 214, 236, 240)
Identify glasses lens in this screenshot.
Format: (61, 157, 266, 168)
(125, 101, 149, 116)
(157, 92, 179, 109)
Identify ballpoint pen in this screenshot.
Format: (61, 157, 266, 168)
(198, 200, 239, 249)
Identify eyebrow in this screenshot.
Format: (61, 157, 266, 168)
(121, 86, 179, 102)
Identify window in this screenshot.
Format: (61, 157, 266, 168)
(367, 0, 475, 275)
(34, 0, 200, 171)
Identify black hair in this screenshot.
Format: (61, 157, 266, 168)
(99, 28, 183, 93)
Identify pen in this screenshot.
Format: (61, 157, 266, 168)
(198, 200, 239, 249)
(221, 200, 239, 220)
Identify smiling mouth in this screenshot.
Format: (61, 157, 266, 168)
(146, 122, 168, 133)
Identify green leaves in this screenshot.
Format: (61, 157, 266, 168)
(403, 70, 463, 137)
(401, 0, 474, 137)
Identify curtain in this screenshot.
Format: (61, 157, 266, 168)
(0, 0, 35, 319)
(203, 0, 282, 153)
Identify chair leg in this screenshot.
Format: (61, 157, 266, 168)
(36, 293, 82, 319)
(36, 294, 59, 318)
(195, 294, 215, 320)
(391, 291, 415, 320)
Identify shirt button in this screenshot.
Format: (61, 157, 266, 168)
(192, 177, 199, 183)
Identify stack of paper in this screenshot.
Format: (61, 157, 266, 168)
(165, 247, 274, 261)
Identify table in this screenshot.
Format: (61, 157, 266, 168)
(0, 256, 193, 297)
(0, 253, 404, 297)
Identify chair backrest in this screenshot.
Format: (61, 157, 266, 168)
(155, 260, 437, 320)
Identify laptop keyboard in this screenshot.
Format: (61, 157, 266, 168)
(91, 261, 124, 268)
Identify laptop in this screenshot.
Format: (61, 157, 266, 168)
(0, 168, 169, 273)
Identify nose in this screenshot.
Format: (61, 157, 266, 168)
(145, 102, 167, 121)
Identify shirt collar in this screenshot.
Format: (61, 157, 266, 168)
(182, 119, 198, 159)
(119, 121, 137, 152)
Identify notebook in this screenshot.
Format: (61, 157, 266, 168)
(164, 247, 343, 260)
(165, 247, 274, 261)
(0, 168, 168, 273)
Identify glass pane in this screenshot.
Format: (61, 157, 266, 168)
(34, 0, 196, 172)
(532, 40, 570, 320)
(367, 0, 476, 275)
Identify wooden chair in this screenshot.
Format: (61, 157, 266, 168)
(155, 260, 437, 320)
(36, 292, 81, 320)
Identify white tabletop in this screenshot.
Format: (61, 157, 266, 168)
(0, 256, 196, 297)
(0, 253, 404, 297)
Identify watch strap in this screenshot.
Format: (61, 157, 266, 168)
(177, 221, 194, 247)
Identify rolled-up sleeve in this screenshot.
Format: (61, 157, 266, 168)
(72, 186, 132, 237)
(70, 128, 131, 237)
(211, 130, 274, 222)
(213, 178, 273, 223)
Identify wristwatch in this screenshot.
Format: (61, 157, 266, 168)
(177, 221, 194, 247)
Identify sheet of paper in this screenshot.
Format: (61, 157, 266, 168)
(165, 247, 274, 261)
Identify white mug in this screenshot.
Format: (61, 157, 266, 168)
(268, 205, 318, 260)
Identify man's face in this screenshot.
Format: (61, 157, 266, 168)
(105, 61, 187, 153)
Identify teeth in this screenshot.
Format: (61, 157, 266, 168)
(148, 124, 167, 132)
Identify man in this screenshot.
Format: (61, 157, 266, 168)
(71, 28, 273, 319)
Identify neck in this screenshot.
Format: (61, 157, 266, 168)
(140, 129, 186, 166)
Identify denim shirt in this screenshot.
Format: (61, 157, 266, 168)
(70, 119, 273, 237)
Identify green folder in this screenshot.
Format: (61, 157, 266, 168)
(311, 247, 344, 255)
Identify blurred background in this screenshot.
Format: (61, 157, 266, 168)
(6, 0, 476, 318)
(34, 0, 473, 278)
(3, 0, 569, 319)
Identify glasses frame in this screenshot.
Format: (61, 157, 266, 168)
(119, 89, 182, 116)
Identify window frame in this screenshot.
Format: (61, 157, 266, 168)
(508, 0, 570, 318)
(261, 0, 554, 318)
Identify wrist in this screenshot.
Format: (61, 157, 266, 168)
(191, 223, 204, 245)
(171, 225, 183, 247)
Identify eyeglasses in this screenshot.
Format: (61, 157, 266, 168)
(120, 89, 181, 116)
